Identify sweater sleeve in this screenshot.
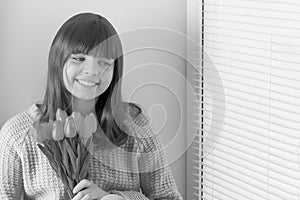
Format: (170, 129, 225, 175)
(137, 134, 183, 200)
(107, 190, 148, 200)
(108, 112, 183, 200)
(0, 119, 24, 200)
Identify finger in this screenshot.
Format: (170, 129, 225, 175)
(81, 194, 93, 200)
(73, 179, 92, 194)
(72, 188, 92, 200)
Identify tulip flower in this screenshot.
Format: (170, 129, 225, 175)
(56, 108, 68, 122)
(79, 113, 97, 139)
(71, 112, 83, 133)
(52, 120, 64, 141)
(64, 116, 76, 138)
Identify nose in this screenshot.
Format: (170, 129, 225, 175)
(82, 59, 101, 76)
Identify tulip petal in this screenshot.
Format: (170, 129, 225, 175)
(64, 116, 77, 138)
(78, 122, 86, 139)
(79, 113, 97, 139)
(56, 108, 68, 122)
(86, 113, 97, 134)
(52, 121, 64, 141)
(71, 112, 83, 133)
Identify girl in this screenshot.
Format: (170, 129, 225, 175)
(0, 12, 183, 200)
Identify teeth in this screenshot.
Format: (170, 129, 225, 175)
(77, 79, 97, 87)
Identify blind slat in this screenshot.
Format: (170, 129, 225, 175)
(203, 142, 300, 189)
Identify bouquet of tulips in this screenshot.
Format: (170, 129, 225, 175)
(31, 108, 97, 199)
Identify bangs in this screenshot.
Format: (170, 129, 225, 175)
(66, 22, 121, 59)
(89, 37, 121, 60)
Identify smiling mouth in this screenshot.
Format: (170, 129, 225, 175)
(76, 79, 99, 87)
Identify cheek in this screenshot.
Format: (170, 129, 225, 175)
(106, 67, 114, 79)
(64, 63, 78, 82)
(101, 69, 114, 84)
(67, 70, 77, 82)
(62, 62, 79, 94)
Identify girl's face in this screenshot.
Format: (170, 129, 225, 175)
(63, 53, 114, 100)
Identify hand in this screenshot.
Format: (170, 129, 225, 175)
(72, 179, 110, 200)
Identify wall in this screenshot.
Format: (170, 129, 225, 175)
(0, 0, 187, 198)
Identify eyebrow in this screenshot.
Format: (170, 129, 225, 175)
(71, 54, 114, 64)
(98, 58, 114, 63)
(97, 58, 114, 65)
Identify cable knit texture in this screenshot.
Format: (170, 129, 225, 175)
(0, 103, 183, 200)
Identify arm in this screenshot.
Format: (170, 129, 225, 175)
(107, 190, 148, 200)
(108, 112, 183, 200)
(137, 135, 183, 200)
(0, 121, 24, 199)
(107, 137, 183, 200)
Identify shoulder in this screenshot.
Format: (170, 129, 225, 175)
(122, 101, 142, 120)
(121, 102, 160, 150)
(0, 105, 37, 152)
(122, 101, 152, 127)
(122, 101, 152, 132)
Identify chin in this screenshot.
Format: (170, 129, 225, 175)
(75, 92, 105, 100)
(72, 93, 97, 100)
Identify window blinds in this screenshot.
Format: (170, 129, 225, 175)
(201, 0, 300, 199)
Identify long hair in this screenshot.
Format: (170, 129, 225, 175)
(38, 12, 140, 147)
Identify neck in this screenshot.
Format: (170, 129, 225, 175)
(72, 97, 98, 117)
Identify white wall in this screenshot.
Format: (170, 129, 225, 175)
(0, 0, 187, 198)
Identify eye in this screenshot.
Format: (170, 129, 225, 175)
(71, 56, 85, 62)
(99, 61, 111, 66)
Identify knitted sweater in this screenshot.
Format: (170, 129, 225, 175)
(0, 104, 183, 200)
